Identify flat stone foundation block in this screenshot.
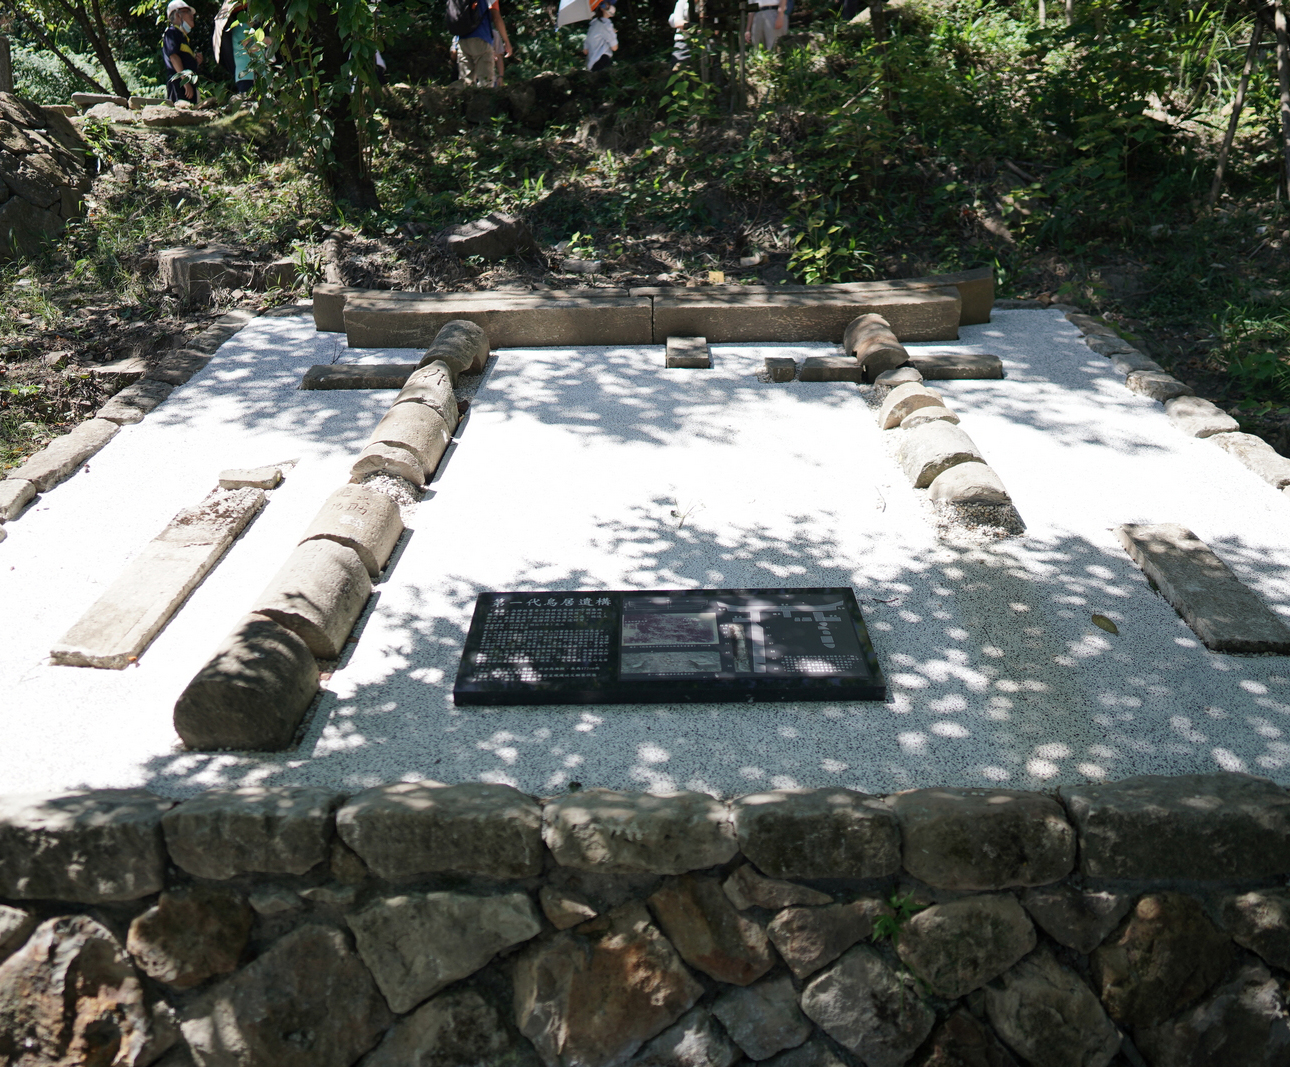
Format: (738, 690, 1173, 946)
(10, 418, 119, 491)
(174, 614, 320, 751)
(798, 355, 862, 382)
(0, 789, 174, 903)
(395, 362, 459, 431)
(666, 336, 711, 368)
(733, 788, 901, 879)
(1164, 395, 1239, 438)
(420, 319, 490, 376)
(928, 462, 1010, 505)
(252, 539, 372, 659)
(367, 403, 452, 480)
(1116, 523, 1290, 653)
(311, 283, 364, 333)
(144, 348, 211, 386)
(1061, 772, 1290, 880)
(896, 421, 983, 488)
(1085, 334, 1140, 357)
(351, 441, 425, 486)
(1211, 432, 1290, 490)
(301, 484, 404, 579)
(218, 466, 282, 490)
(765, 357, 796, 381)
(0, 478, 36, 521)
(51, 487, 266, 669)
(300, 364, 416, 390)
(96, 379, 174, 424)
(344, 291, 652, 348)
(879, 382, 946, 429)
(1125, 370, 1193, 402)
(909, 352, 1004, 380)
(652, 289, 960, 344)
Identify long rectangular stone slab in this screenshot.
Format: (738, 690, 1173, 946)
(51, 487, 266, 669)
(9, 418, 119, 491)
(651, 288, 961, 344)
(1116, 523, 1290, 654)
(344, 293, 653, 348)
(908, 352, 1004, 380)
(300, 364, 417, 390)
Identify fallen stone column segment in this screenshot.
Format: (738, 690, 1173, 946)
(0, 477, 36, 521)
(732, 788, 901, 879)
(654, 288, 960, 344)
(908, 352, 1004, 380)
(173, 613, 320, 751)
(928, 461, 1011, 505)
(344, 291, 651, 348)
(251, 539, 372, 659)
(878, 382, 947, 429)
(362, 402, 452, 482)
(350, 440, 426, 485)
(51, 486, 266, 669)
(1060, 772, 1290, 879)
(300, 363, 416, 390)
(162, 785, 339, 879)
(96, 379, 174, 424)
(1210, 432, 1290, 490)
(337, 781, 544, 880)
(873, 365, 922, 389)
(1116, 522, 1290, 653)
(843, 314, 907, 379)
(798, 355, 862, 382)
(419, 319, 490, 376)
(300, 484, 404, 578)
(394, 360, 459, 431)
(666, 336, 711, 368)
(0, 789, 175, 902)
(9, 417, 118, 491)
(1164, 395, 1239, 438)
(896, 421, 984, 488)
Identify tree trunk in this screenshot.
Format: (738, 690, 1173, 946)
(0, 0, 110, 92)
(1276, 0, 1290, 197)
(313, 3, 380, 211)
(0, 35, 12, 92)
(47, 0, 130, 96)
(1206, 21, 1263, 212)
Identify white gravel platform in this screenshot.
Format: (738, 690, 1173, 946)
(3, 307, 1290, 799)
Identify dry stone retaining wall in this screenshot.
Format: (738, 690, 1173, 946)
(0, 91, 91, 259)
(2, 772, 1290, 1067)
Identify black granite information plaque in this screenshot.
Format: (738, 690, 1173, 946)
(453, 587, 886, 706)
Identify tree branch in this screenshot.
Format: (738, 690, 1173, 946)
(0, 0, 110, 93)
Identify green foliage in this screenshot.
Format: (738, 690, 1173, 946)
(871, 891, 927, 944)
(1214, 304, 1290, 402)
(11, 44, 153, 104)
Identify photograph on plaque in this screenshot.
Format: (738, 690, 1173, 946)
(453, 587, 886, 705)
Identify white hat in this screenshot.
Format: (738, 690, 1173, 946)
(167, 0, 194, 15)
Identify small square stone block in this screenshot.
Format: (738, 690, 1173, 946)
(765, 357, 796, 382)
(799, 355, 863, 383)
(666, 337, 711, 369)
(219, 466, 283, 490)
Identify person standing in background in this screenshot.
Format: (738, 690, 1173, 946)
(163, 0, 203, 102)
(745, 0, 785, 51)
(458, 0, 512, 86)
(583, 1, 617, 71)
(668, 0, 690, 69)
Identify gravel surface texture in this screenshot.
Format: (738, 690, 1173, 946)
(2, 308, 1289, 797)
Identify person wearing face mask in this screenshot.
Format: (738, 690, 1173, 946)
(163, 0, 204, 104)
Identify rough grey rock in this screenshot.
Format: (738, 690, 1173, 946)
(348, 890, 542, 1013)
(927, 461, 1010, 505)
(758, 1037, 848, 1067)
(766, 899, 887, 979)
(72, 91, 128, 108)
(141, 104, 210, 127)
(1083, 334, 1139, 357)
(1220, 888, 1290, 971)
(647, 874, 774, 986)
(446, 212, 538, 260)
(733, 788, 900, 879)
(96, 378, 174, 424)
(218, 465, 282, 490)
(0, 194, 63, 257)
(248, 886, 301, 915)
(1210, 431, 1290, 490)
(298, 883, 358, 908)
(722, 863, 831, 911)
(0, 914, 169, 1067)
(1066, 312, 1117, 336)
(1165, 395, 1240, 438)
(913, 1010, 1021, 1067)
(544, 788, 737, 874)
(161, 784, 336, 879)
(1125, 369, 1193, 402)
(0, 477, 35, 520)
(800, 944, 935, 1067)
(896, 895, 1036, 999)
(1091, 892, 1233, 1029)
(181, 924, 391, 1067)
(251, 539, 372, 658)
(1060, 772, 1290, 879)
(631, 1006, 740, 1067)
(514, 901, 703, 1067)
(300, 483, 405, 579)
(156, 245, 249, 300)
(9, 417, 118, 491)
(983, 949, 1119, 1067)
(1108, 349, 1163, 376)
(1135, 963, 1290, 1067)
(337, 780, 544, 880)
(126, 885, 253, 990)
(711, 974, 812, 1061)
(0, 905, 36, 963)
(0, 788, 173, 902)
(893, 787, 1075, 890)
(540, 885, 599, 929)
(172, 614, 320, 751)
(396, 360, 460, 427)
(896, 420, 984, 488)
(358, 987, 524, 1067)
(878, 381, 947, 429)
(1020, 885, 1132, 955)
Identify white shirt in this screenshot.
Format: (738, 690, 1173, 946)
(585, 17, 617, 68)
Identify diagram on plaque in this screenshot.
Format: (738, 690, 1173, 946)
(454, 588, 886, 705)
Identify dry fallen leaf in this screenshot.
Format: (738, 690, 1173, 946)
(1092, 614, 1119, 635)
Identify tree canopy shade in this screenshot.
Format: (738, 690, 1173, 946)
(0, 0, 127, 94)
